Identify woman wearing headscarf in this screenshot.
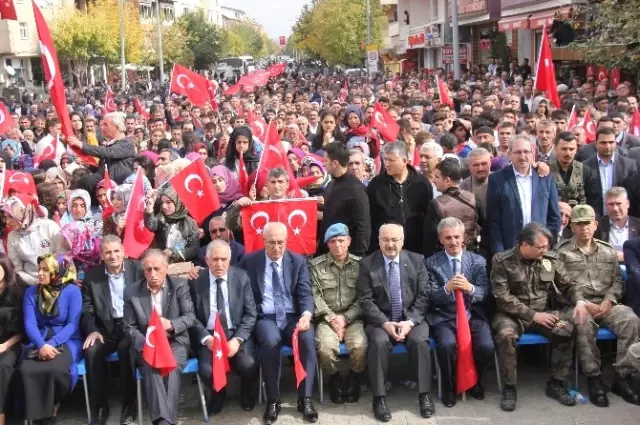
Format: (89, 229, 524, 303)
(4, 196, 64, 285)
(103, 184, 133, 237)
(16, 254, 82, 424)
(287, 148, 305, 178)
(60, 219, 102, 284)
(223, 127, 260, 178)
(0, 151, 13, 171)
(342, 106, 380, 158)
(45, 167, 69, 195)
(0, 140, 22, 169)
(144, 186, 199, 263)
(94, 177, 117, 218)
(199, 166, 244, 246)
(60, 189, 102, 229)
(302, 159, 331, 197)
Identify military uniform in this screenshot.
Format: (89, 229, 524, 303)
(550, 160, 586, 207)
(491, 247, 580, 387)
(310, 253, 367, 375)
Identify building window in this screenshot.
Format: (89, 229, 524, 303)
(19, 22, 28, 40)
(162, 6, 174, 22)
(140, 4, 152, 19)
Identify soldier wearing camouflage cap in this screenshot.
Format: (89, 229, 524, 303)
(555, 204, 640, 406)
(310, 223, 367, 404)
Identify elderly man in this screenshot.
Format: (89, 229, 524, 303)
(419, 141, 444, 196)
(82, 235, 144, 425)
(559, 201, 574, 240)
(556, 205, 640, 406)
(595, 187, 640, 261)
(123, 249, 196, 425)
(425, 218, 493, 407)
(348, 149, 369, 185)
(357, 223, 434, 421)
(67, 112, 136, 184)
(197, 216, 245, 268)
(240, 222, 318, 424)
(189, 240, 258, 413)
(536, 119, 557, 163)
(460, 147, 491, 223)
(311, 224, 367, 404)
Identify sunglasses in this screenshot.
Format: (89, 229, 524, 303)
(210, 227, 227, 234)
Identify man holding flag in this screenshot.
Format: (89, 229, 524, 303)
(425, 218, 494, 407)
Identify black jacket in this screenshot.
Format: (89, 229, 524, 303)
(81, 138, 136, 184)
(318, 172, 371, 256)
(367, 165, 433, 254)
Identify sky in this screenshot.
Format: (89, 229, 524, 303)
(222, 0, 311, 40)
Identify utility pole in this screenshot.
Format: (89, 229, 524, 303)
(155, 0, 165, 83)
(451, 0, 461, 79)
(366, 0, 371, 44)
(119, 0, 126, 88)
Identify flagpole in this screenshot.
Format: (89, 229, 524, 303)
(252, 120, 273, 187)
(123, 168, 142, 219)
(119, 0, 126, 88)
(533, 25, 545, 93)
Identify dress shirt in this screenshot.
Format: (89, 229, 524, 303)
(383, 254, 406, 320)
(207, 271, 232, 330)
(609, 218, 629, 252)
(513, 165, 533, 226)
(443, 252, 475, 295)
(148, 282, 165, 315)
(597, 154, 615, 213)
(616, 131, 624, 145)
(261, 256, 294, 315)
(106, 266, 126, 318)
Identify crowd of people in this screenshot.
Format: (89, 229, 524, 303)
(0, 64, 639, 425)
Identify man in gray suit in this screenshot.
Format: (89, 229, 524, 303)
(357, 223, 434, 422)
(123, 249, 196, 425)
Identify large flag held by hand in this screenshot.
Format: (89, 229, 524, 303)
(436, 75, 454, 108)
(212, 313, 230, 392)
(255, 122, 304, 198)
(534, 26, 560, 108)
(170, 64, 210, 107)
(0, 102, 15, 134)
(581, 108, 596, 143)
(567, 105, 578, 130)
(143, 309, 177, 377)
(456, 290, 477, 394)
(104, 89, 117, 112)
(170, 159, 220, 225)
(101, 165, 116, 220)
(370, 102, 400, 142)
(123, 169, 154, 259)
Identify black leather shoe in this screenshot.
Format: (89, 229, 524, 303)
(209, 388, 226, 414)
(587, 376, 609, 407)
(240, 391, 256, 411)
(442, 390, 457, 408)
(469, 383, 485, 400)
(500, 385, 517, 411)
(297, 397, 318, 423)
(92, 406, 110, 425)
(263, 400, 281, 425)
(329, 373, 344, 404)
(419, 392, 435, 418)
(372, 396, 392, 422)
(120, 404, 135, 425)
(545, 379, 576, 406)
(612, 373, 640, 405)
(345, 371, 361, 403)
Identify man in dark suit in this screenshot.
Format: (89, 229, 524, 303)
(425, 218, 494, 407)
(82, 235, 144, 425)
(357, 223, 434, 422)
(189, 240, 258, 413)
(123, 249, 196, 425)
(239, 222, 318, 424)
(612, 111, 640, 151)
(583, 127, 638, 216)
(196, 216, 245, 268)
(486, 135, 561, 255)
(594, 187, 640, 260)
(623, 236, 640, 316)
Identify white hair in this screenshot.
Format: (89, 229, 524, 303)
(104, 112, 126, 133)
(206, 239, 231, 257)
(437, 217, 465, 236)
(508, 135, 533, 151)
(263, 222, 287, 239)
(379, 223, 404, 237)
(420, 141, 443, 158)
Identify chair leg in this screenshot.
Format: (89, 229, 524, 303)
(434, 352, 442, 401)
(317, 362, 324, 405)
(574, 350, 579, 390)
(494, 351, 502, 393)
(195, 373, 209, 423)
(82, 376, 92, 424)
(258, 364, 263, 405)
(137, 377, 143, 425)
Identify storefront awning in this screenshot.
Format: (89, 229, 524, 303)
(497, 15, 529, 31)
(529, 7, 573, 29)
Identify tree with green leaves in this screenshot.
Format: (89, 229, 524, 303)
(176, 10, 223, 69)
(141, 24, 195, 68)
(221, 20, 279, 58)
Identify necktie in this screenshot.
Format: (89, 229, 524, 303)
(215, 278, 229, 333)
(452, 258, 459, 275)
(271, 262, 287, 329)
(388, 261, 402, 322)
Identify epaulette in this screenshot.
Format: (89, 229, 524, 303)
(542, 250, 559, 259)
(594, 238, 614, 249)
(309, 254, 328, 267)
(493, 247, 516, 262)
(348, 253, 362, 262)
(553, 238, 572, 250)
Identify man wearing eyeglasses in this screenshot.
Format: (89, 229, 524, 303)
(197, 216, 245, 268)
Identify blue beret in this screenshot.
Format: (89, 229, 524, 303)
(324, 223, 349, 243)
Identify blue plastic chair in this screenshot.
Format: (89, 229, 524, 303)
(494, 332, 550, 392)
(136, 358, 208, 424)
(76, 352, 121, 423)
(573, 327, 617, 389)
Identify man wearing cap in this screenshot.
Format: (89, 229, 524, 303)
(555, 204, 640, 407)
(310, 224, 367, 405)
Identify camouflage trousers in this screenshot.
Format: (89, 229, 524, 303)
(492, 311, 574, 386)
(316, 320, 367, 375)
(565, 304, 640, 376)
(617, 342, 640, 377)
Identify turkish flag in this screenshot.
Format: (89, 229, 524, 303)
(436, 75, 453, 107)
(104, 89, 117, 112)
(238, 155, 250, 197)
(533, 26, 560, 108)
(170, 159, 220, 225)
(240, 198, 317, 255)
(268, 63, 285, 77)
(370, 102, 400, 142)
(247, 109, 267, 141)
(255, 122, 304, 198)
(3, 171, 36, 197)
(101, 165, 116, 220)
(206, 80, 219, 110)
(391, 74, 398, 89)
(211, 313, 230, 392)
(244, 70, 270, 87)
(292, 328, 307, 389)
(0, 0, 17, 20)
(224, 83, 241, 96)
(33, 135, 57, 167)
(581, 108, 596, 143)
(420, 79, 426, 93)
(455, 290, 477, 393)
(596, 65, 608, 82)
(123, 169, 154, 259)
(586, 64, 595, 78)
(143, 308, 177, 377)
(567, 105, 578, 130)
(339, 81, 348, 103)
(629, 107, 640, 137)
(610, 67, 621, 88)
(170, 64, 210, 107)
(134, 97, 150, 120)
(0, 102, 15, 134)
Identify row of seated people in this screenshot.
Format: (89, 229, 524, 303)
(0, 210, 639, 425)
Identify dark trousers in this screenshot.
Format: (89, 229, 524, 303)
(84, 321, 136, 412)
(365, 322, 432, 397)
(254, 314, 316, 400)
(431, 315, 495, 391)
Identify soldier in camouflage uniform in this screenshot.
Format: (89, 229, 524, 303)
(310, 224, 367, 404)
(491, 222, 590, 412)
(556, 204, 640, 406)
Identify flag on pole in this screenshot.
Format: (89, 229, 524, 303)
(142, 308, 177, 377)
(292, 328, 307, 389)
(533, 26, 560, 108)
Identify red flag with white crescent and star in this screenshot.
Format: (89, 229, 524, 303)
(104, 89, 117, 112)
(339, 81, 348, 103)
(238, 154, 250, 197)
(533, 26, 560, 108)
(169, 64, 210, 107)
(456, 289, 478, 393)
(170, 159, 220, 225)
(581, 108, 596, 143)
(246, 109, 267, 142)
(3, 170, 37, 197)
(436, 75, 454, 108)
(292, 328, 307, 388)
(369, 102, 399, 142)
(567, 105, 578, 130)
(239, 198, 317, 255)
(0, 102, 15, 134)
(212, 313, 230, 392)
(123, 169, 154, 259)
(142, 308, 177, 377)
(134, 96, 150, 120)
(101, 165, 116, 220)
(0, 0, 17, 20)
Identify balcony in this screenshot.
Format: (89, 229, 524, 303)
(387, 21, 399, 37)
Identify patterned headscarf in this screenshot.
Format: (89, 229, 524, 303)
(66, 189, 93, 220)
(36, 254, 77, 317)
(0, 139, 23, 166)
(45, 167, 69, 190)
(159, 185, 188, 221)
(2, 196, 41, 230)
(112, 184, 133, 222)
(209, 165, 243, 204)
(61, 221, 102, 268)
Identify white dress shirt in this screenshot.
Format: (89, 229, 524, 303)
(149, 284, 165, 315)
(513, 165, 533, 226)
(262, 256, 294, 315)
(609, 219, 629, 252)
(207, 271, 232, 330)
(106, 266, 126, 318)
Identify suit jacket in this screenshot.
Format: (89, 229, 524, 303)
(424, 251, 488, 326)
(486, 166, 561, 254)
(188, 266, 257, 344)
(576, 143, 627, 163)
(356, 250, 431, 327)
(627, 147, 640, 169)
(81, 259, 144, 336)
(123, 275, 196, 352)
(583, 154, 638, 216)
(623, 237, 640, 316)
(595, 216, 640, 246)
(239, 249, 314, 318)
(621, 132, 640, 151)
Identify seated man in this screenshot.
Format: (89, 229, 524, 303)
(310, 224, 367, 404)
(623, 236, 640, 316)
(123, 249, 196, 425)
(491, 222, 589, 411)
(357, 223, 434, 422)
(189, 240, 258, 413)
(82, 235, 143, 425)
(197, 216, 245, 268)
(240, 222, 318, 425)
(556, 205, 640, 406)
(425, 217, 494, 407)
